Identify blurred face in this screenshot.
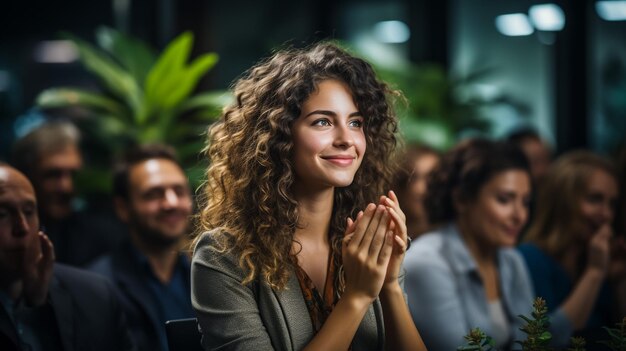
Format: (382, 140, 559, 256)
(519, 138, 551, 184)
(575, 169, 618, 241)
(117, 159, 192, 248)
(0, 167, 40, 281)
(34, 144, 82, 221)
(404, 153, 439, 221)
(458, 170, 531, 248)
(291, 79, 366, 192)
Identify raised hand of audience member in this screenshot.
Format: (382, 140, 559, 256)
(23, 231, 55, 306)
(586, 224, 613, 277)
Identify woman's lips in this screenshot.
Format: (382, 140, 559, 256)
(322, 156, 355, 166)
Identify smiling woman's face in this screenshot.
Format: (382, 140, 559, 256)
(291, 79, 366, 192)
(458, 169, 531, 248)
(574, 169, 618, 242)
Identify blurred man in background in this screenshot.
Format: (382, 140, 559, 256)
(0, 162, 134, 351)
(89, 144, 194, 351)
(11, 121, 125, 266)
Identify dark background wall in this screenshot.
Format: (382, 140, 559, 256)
(1, 0, 625, 158)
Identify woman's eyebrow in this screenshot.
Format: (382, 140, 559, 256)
(304, 110, 361, 118)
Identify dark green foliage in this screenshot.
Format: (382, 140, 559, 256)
(567, 337, 586, 351)
(457, 328, 495, 351)
(34, 27, 230, 193)
(516, 297, 553, 351)
(599, 317, 626, 351)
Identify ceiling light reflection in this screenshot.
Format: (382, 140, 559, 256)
(34, 40, 78, 63)
(529, 4, 565, 31)
(596, 1, 626, 21)
(495, 13, 534, 36)
(373, 20, 411, 43)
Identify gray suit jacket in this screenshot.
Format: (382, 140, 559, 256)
(191, 231, 385, 351)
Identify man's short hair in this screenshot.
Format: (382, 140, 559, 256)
(112, 144, 183, 201)
(11, 122, 81, 177)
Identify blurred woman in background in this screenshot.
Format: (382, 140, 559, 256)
(392, 144, 440, 240)
(404, 139, 572, 350)
(519, 151, 626, 350)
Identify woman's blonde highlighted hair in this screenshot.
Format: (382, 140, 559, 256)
(194, 42, 399, 290)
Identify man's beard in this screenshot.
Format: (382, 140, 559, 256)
(129, 212, 186, 250)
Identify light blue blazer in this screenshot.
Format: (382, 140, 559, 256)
(404, 223, 572, 350)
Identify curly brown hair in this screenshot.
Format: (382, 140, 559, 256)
(194, 42, 399, 290)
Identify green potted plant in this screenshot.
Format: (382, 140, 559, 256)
(35, 26, 230, 192)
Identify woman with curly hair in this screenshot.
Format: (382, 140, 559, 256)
(404, 139, 564, 350)
(191, 42, 426, 351)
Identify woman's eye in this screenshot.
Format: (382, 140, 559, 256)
(496, 195, 510, 204)
(312, 119, 331, 127)
(349, 119, 363, 128)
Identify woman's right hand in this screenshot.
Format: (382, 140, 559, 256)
(342, 203, 394, 304)
(586, 224, 612, 276)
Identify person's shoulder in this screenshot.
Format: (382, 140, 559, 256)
(516, 242, 554, 272)
(86, 254, 115, 274)
(192, 229, 245, 279)
(499, 246, 529, 270)
(410, 226, 450, 253)
(517, 242, 545, 258)
(404, 227, 450, 269)
(54, 263, 114, 293)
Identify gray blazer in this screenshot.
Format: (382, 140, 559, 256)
(404, 223, 570, 351)
(191, 231, 385, 351)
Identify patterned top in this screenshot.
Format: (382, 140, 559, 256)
(294, 253, 340, 333)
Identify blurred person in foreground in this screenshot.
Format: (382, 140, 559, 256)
(0, 162, 134, 351)
(88, 144, 195, 351)
(519, 151, 626, 350)
(11, 121, 125, 266)
(404, 139, 572, 350)
(192, 42, 426, 350)
(392, 144, 440, 240)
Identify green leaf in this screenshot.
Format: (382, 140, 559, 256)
(36, 87, 128, 119)
(62, 32, 142, 114)
(144, 31, 194, 117)
(538, 331, 552, 341)
(456, 346, 481, 351)
(175, 90, 232, 115)
(95, 26, 156, 85)
(518, 315, 533, 324)
(160, 52, 219, 109)
(175, 140, 205, 161)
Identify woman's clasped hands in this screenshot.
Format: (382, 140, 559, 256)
(341, 190, 408, 304)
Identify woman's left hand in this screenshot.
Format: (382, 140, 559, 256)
(379, 190, 408, 289)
